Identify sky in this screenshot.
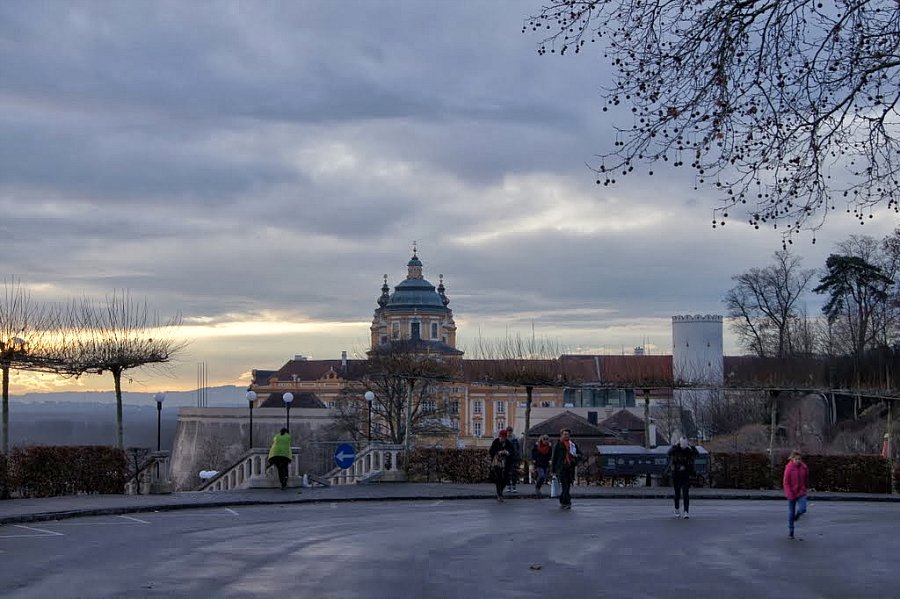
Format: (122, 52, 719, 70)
(1, 1, 897, 395)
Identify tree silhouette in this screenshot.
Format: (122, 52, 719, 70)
(725, 250, 816, 357)
(526, 0, 899, 240)
(63, 292, 187, 449)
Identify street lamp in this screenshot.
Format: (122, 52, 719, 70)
(364, 391, 375, 443)
(153, 392, 165, 451)
(283, 392, 294, 432)
(246, 390, 257, 448)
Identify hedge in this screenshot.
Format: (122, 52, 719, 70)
(4, 446, 127, 498)
(406, 447, 895, 493)
(0, 452, 8, 499)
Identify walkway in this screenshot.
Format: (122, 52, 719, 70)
(2, 484, 897, 525)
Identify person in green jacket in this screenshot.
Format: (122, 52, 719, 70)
(267, 428, 292, 489)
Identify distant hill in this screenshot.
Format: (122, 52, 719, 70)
(5, 386, 248, 449)
(10, 385, 248, 408)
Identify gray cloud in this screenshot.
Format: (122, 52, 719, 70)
(0, 1, 895, 392)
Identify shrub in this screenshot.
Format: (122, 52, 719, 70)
(709, 453, 772, 489)
(0, 452, 7, 499)
(407, 448, 492, 483)
(6, 445, 127, 498)
(799, 454, 891, 494)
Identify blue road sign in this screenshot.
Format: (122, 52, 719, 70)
(334, 443, 356, 469)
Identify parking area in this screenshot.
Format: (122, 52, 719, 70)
(1, 498, 897, 598)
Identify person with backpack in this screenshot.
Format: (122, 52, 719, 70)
(531, 434, 553, 496)
(668, 437, 699, 519)
(489, 429, 513, 502)
(550, 428, 582, 510)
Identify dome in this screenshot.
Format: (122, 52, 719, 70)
(385, 277, 446, 310)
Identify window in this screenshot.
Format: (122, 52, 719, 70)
(431, 322, 439, 339)
(448, 400, 459, 415)
(422, 400, 436, 413)
(496, 401, 506, 414)
(380, 335, 387, 345)
(411, 321, 420, 339)
(391, 322, 400, 339)
(473, 421, 482, 437)
(473, 400, 483, 414)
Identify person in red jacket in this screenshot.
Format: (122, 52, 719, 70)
(783, 450, 809, 539)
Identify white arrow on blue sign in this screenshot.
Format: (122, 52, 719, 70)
(334, 443, 356, 469)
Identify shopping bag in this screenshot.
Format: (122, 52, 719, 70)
(550, 476, 561, 498)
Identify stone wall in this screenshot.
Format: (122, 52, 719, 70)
(170, 407, 334, 490)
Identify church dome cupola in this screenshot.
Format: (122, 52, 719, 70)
(407, 248, 423, 280)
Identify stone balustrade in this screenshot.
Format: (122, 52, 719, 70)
(198, 447, 303, 491)
(125, 451, 172, 495)
(326, 444, 406, 485)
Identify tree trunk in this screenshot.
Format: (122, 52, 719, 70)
(2, 362, 8, 456)
(768, 392, 778, 471)
(404, 377, 414, 454)
(113, 368, 124, 450)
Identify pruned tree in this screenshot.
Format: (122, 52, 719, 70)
(0, 278, 61, 456)
(64, 292, 187, 449)
(725, 250, 816, 357)
(814, 242, 895, 357)
(525, 0, 900, 240)
(467, 333, 577, 466)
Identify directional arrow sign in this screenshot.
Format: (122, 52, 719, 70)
(334, 443, 356, 470)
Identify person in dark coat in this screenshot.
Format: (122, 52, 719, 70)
(531, 434, 553, 496)
(550, 428, 582, 510)
(489, 429, 513, 502)
(668, 437, 699, 518)
(505, 426, 521, 493)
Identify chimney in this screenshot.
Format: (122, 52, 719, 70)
(341, 351, 347, 369)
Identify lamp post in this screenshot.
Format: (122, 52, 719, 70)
(246, 391, 257, 448)
(283, 392, 294, 432)
(153, 392, 165, 451)
(364, 391, 375, 443)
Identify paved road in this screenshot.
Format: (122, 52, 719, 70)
(1, 498, 897, 598)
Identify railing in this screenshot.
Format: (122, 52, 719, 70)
(124, 451, 172, 495)
(197, 447, 302, 492)
(324, 444, 406, 485)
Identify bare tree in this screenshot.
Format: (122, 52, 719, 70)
(467, 333, 577, 468)
(0, 279, 60, 456)
(525, 0, 899, 239)
(64, 292, 187, 449)
(341, 344, 459, 449)
(725, 250, 816, 357)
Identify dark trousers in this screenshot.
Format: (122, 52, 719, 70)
(673, 472, 691, 512)
(494, 466, 509, 497)
(269, 456, 290, 489)
(558, 466, 575, 506)
(534, 466, 548, 490)
(508, 461, 519, 487)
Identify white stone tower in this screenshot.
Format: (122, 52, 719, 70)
(672, 314, 724, 385)
(672, 314, 724, 441)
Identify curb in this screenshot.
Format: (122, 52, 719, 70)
(2, 490, 898, 525)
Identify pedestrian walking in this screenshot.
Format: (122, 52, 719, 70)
(668, 437, 699, 519)
(531, 434, 552, 496)
(550, 428, 582, 510)
(267, 428, 293, 490)
(783, 450, 809, 540)
(489, 429, 514, 502)
(506, 426, 521, 493)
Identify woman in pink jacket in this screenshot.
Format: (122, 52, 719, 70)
(783, 450, 809, 539)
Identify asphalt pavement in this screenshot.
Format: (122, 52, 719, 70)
(1, 483, 897, 525)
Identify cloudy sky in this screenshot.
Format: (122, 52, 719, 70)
(1, 1, 896, 395)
